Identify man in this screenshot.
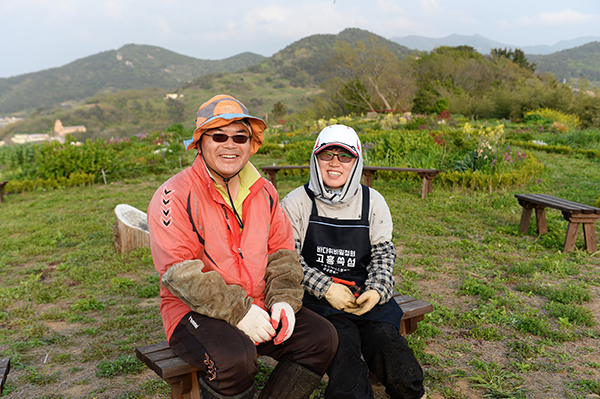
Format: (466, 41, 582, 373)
(148, 95, 338, 399)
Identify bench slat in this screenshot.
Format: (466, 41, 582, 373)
(515, 194, 600, 214)
(398, 299, 434, 320)
(156, 357, 200, 380)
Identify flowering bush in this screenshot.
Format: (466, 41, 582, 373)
(524, 108, 581, 128)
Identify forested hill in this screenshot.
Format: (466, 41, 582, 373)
(0, 44, 265, 114)
(527, 42, 600, 84)
(196, 28, 413, 88)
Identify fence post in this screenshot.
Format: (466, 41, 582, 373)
(102, 169, 107, 185)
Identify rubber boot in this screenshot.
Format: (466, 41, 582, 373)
(198, 378, 254, 399)
(258, 358, 322, 399)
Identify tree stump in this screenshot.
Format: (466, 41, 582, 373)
(114, 204, 150, 253)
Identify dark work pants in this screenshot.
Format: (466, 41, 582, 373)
(169, 307, 338, 396)
(325, 314, 425, 399)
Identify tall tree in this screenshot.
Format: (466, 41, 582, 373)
(327, 38, 416, 113)
(491, 48, 536, 72)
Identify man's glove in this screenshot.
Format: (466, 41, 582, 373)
(346, 290, 380, 316)
(325, 283, 358, 311)
(236, 304, 276, 345)
(270, 302, 295, 345)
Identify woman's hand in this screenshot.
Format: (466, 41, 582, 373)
(346, 290, 380, 316)
(325, 283, 358, 311)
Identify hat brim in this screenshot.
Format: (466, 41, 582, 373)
(314, 142, 359, 157)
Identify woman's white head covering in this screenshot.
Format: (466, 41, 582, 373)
(308, 124, 364, 204)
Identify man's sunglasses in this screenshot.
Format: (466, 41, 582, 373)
(316, 151, 355, 163)
(205, 133, 251, 144)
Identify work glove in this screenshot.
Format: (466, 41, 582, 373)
(236, 304, 276, 345)
(346, 290, 380, 316)
(325, 283, 358, 311)
(270, 302, 296, 345)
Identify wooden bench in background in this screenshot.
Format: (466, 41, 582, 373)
(0, 181, 7, 203)
(260, 166, 441, 199)
(515, 193, 600, 253)
(0, 358, 10, 395)
(135, 294, 433, 399)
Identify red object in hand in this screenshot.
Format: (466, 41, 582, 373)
(331, 277, 360, 297)
(271, 309, 289, 345)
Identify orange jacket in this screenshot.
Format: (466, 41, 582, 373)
(148, 156, 296, 341)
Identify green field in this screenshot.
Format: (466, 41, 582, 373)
(1, 122, 599, 398)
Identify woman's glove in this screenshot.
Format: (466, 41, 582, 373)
(346, 290, 380, 316)
(236, 304, 276, 344)
(270, 302, 295, 345)
(325, 283, 358, 311)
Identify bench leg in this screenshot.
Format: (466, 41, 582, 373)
(535, 207, 548, 235)
(400, 315, 424, 336)
(420, 178, 427, 200)
(361, 170, 374, 187)
(563, 222, 580, 253)
(519, 208, 533, 234)
(265, 171, 278, 189)
(582, 223, 598, 253)
(168, 372, 201, 399)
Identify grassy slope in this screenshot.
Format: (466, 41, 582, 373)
(0, 148, 599, 398)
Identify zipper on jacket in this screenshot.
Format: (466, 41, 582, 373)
(238, 248, 244, 259)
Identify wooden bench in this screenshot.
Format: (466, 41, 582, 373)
(0, 181, 7, 203)
(515, 193, 600, 253)
(260, 166, 441, 199)
(135, 294, 433, 399)
(0, 358, 10, 395)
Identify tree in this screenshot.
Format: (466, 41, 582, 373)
(326, 38, 417, 113)
(271, 101, 287, 122)
(491, 48, 536, 72)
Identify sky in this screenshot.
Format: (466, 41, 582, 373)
(1, 0, 600, 78)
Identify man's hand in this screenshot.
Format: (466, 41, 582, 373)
(346, 290, 380, 316)
(236, 304, 276, 345)
(325, 283, 358, 311)
(270, 302, 295, 345)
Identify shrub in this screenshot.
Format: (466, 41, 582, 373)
(524, 108, 581, 128)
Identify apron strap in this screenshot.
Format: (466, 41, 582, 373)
(360, 185, 370, 221)
(303, 183, 319, 216)
(304, 183, 370, 221)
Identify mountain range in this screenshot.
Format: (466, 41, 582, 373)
(0, 45, 265, 115)
(389, 34, 600, 55)
(0, 29, 599, 119)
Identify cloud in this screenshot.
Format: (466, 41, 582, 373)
(420, 0, 441, 13)
(499, 9, 600, 28)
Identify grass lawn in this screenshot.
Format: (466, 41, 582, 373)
(0, 147, 599, 399)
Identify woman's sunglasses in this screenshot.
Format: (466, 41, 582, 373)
(316, 151, 355, 163)
(205, 133, 251, 144)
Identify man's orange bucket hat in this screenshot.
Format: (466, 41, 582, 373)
(183, 94, 267, 155)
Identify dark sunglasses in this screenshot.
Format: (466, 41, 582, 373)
(205, 133, 251, 144)
(316, 151, 355, 163)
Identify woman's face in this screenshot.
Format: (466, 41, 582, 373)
(316, 147, 357, 190)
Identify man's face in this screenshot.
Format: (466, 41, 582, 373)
(200, 122, 251, 182)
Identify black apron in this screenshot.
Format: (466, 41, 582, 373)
(301, 184, 403, 328)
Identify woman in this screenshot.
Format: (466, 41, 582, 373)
(281, 124, 426, 399)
